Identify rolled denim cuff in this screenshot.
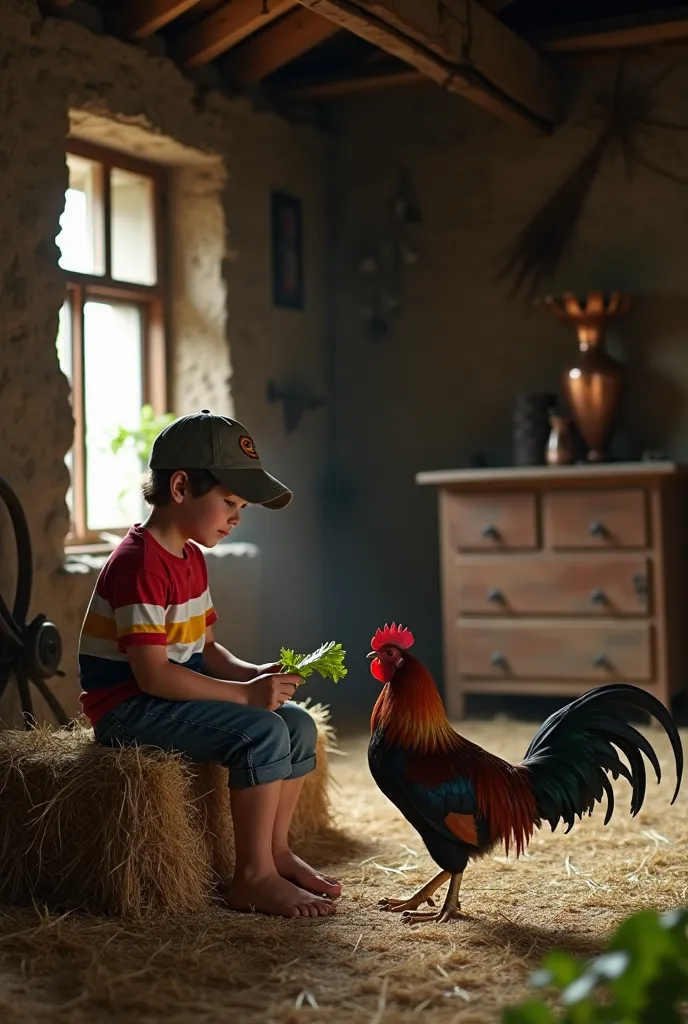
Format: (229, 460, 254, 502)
(285, 753, 316, 781)
(228, 752, 293, 789)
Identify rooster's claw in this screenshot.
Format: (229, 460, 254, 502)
(378, 895, 435, 912)
(401, 904, 462, 925)
(377, 872, 451, 914)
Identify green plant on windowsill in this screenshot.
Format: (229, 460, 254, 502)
(503, 907, 688, 1024)
(111, 404, 176, 465)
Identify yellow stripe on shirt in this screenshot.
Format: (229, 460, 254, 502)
(83, 611, 118, 643)
(166, 612, 207, 647)
(118, 622, 168, 639)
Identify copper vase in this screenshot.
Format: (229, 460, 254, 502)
(545, 291, 630, 463)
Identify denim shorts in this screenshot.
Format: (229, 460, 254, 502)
(94, 694, 318, 789)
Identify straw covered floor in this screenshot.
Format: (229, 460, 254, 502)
(0, 718, 686, 1023)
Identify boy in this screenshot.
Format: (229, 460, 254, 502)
(79, 409, 340, 919)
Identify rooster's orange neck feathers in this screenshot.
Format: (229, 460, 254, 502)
(371, 653, 461, 753)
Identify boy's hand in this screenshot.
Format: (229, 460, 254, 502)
(246, 672, 300, 711)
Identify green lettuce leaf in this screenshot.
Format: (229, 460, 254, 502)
(280, 642, 347, 685)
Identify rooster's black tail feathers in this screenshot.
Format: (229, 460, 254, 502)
(521, 685, 683, 833)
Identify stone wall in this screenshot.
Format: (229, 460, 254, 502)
(325, 68, 688, 716)
(0, 2, 330, 724)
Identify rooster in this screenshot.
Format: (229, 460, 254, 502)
(367, 623, 683, 924)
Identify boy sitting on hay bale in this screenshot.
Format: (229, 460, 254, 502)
(78, 410, 340, 919)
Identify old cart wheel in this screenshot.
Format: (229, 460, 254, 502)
(0, 475, 70, 729)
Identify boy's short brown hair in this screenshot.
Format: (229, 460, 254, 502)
(142, 468, 220, 507)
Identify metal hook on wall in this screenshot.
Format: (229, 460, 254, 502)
(266, 380, 327, 434)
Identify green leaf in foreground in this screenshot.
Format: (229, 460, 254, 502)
(280, 642, 347, 684)
(503, 1004, 556, 1024)
(502, 907, 688, 1023)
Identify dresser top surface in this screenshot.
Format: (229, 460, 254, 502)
(416, 462, 686, 487)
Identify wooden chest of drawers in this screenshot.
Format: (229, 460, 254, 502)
(416, 463, 688, 718)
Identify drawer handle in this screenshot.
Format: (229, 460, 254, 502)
(588, 520, 608, 539)
(481, 524, 500, 540)
(486, 588, 505, 605)
(491, 650, 507, 668)
(633, 574, 648, 602)
(589, 588, 608, 606)
(592, 652, 609, 669)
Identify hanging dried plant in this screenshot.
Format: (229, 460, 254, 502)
(499, 61, 688, 300)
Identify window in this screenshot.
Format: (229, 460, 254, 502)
(56, 141, 167, 544)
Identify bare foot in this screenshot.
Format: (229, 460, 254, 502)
(229, 870, 336, 918)
(274, 849, 342, 897)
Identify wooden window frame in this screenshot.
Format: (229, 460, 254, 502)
(61, 139, 169, 548)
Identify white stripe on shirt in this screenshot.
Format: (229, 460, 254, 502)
(115, 602, 167, 631)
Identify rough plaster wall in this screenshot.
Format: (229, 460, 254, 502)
(69, 111, 220, 167)
(327, 69, 688, 717)
(0, 9, 86, 726)
(220, 122, 331, 667)
(170, 163, 234, 417)
(203, 543, 262, 659)
(0, 2, 330, 723)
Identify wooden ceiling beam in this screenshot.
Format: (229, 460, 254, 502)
(296, 0, 559, 134)
(556, 37, 688, 69)
(279, 63, 425, 98)
(223, 7, 340, 88)
(541, 15, 688, 54)
(480, 0, 517, 14)
(172, 0, 299, 68)
(38, 0, 75, 11)
(116, 0, 203, 39)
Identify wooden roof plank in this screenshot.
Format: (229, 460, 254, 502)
(481, 0, 517, 13)
(296, 0, 559, 134)
(117, 0, 204, 39)
(173, 0, 300, 68)
(39, 0, 76, 11)
(279, 63, 425, 97)
(541, 15, 688, 53)
(224, 7, 340, 87)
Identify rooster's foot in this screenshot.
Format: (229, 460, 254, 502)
(378, 895, 436, 912)
(377, 871, 450, 914)
(400, 872, 464, 925)
(401, 902, 462, 925)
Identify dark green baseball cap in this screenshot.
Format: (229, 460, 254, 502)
(149, 409, 292, 510)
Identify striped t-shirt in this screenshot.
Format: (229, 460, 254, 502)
(78, 525, 217, 725)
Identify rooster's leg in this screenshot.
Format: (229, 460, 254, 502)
(401, 872, 464, 925)
(378, 870, 450, 913)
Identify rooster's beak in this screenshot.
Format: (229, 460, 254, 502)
(366, 651, 376, 660)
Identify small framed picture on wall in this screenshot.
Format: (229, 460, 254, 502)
(271, 191, 304, 310)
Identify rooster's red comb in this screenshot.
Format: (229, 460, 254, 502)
(371, 623, 415, 652)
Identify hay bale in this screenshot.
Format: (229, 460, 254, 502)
(0, 701, 334, 918)
(290, 701, 335, 842)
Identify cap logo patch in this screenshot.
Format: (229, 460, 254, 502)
(239, 435, 259, 460)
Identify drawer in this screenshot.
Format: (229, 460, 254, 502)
(455, 556, 651, 616)
(457, 622, 652, 681)
(444, 492, 537, 551)
(544, 489, 647, 549)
